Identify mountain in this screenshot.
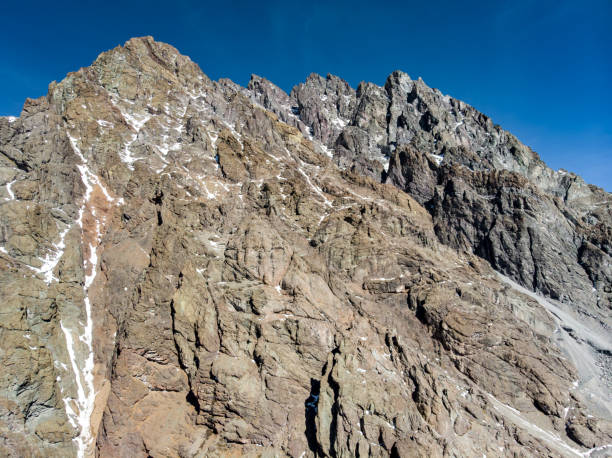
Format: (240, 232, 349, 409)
(0, 36, 610, 457)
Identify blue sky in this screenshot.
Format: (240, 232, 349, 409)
(1, 0, 610, 190)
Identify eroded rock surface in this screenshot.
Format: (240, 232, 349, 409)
(0, 37, 610, 457)
(255, 70, 611, 317)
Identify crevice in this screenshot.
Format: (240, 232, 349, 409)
(304, 378, 320, 453)
(152, 190, 164, 226)
(186, 390, 200, 413)
(328, 368, 341, 457)
(527, 226, 539, 293)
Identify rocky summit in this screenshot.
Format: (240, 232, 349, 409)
(0, 37, 610, 458)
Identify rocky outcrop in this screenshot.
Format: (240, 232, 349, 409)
(266, 70, 611, 320)
(0, 37, 610, 457)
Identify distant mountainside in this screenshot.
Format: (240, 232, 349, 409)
(0, 36, 610, 457)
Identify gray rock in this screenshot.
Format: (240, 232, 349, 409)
(0, 36, 610, 458)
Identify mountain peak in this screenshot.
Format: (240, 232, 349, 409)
(0, 37, 610, 458)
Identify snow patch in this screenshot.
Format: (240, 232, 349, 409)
(109, 97, 152, 169)
(121, 110, 151, 132)
(28, 224, 71, 284)
(5, 180, 16, 200)
(58, 128, 124, 457)
(330, 116, 348, 129)
(60, 320, 96, 458)
(380, 155, 390, 172)
(297, 166, 332, 207)
(319, 144, 333, 158)
(96, 120, 114, 129)
(429, 154, 444, 166)
(208, 131, 218, 147)
(222, 121, 243, 149)
(201, 181, 217, 199)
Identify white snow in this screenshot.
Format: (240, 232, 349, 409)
(347, 189, 373, 202)
(266, 151, 282, 162)
(6, 116, 17, 123)
(57, 129, 124, 457)
(84, 244, 98, 289)
(201, 181, 217, 199)
(28, 224, 71, 284)
(330, 116, 348, 129)
(60, 320, 96, 457)
(297, 166, 332, 207)
(119, 133, 140, 169)
(222, 121, 243, 149)
(208, 131, 218, 147)
(585, 445, 612, 457)
(121, 110, 151, 132)
(96, 120, 114, 128)
(67, 133, 88, 163)
(69, 134, 119, 205)
(54, 360, 68, 370)
(319, 144, 333, 158)
(429, 154, 444, 166)
(109, 97, 153, 168)
(5, 180, 16, 200)
(380, 155, 390, 172)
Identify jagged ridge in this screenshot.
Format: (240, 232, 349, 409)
(0, 36, 610, 457)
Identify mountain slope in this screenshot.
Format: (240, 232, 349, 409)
(250, 71, 611, 315)
(0, 37, 610, 457)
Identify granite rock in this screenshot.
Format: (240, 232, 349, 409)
(0, 37, 610, 457)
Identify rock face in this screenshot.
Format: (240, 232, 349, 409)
(253, 70, 612, 317)
(0, 37, 610, 457)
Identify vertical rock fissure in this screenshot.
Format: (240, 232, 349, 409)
(328, 369, 341, 458)
(304, 378, 321, 453)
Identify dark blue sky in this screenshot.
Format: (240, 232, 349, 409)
(1, 0, 610, 190)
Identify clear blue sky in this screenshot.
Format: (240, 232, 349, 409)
(1, 0, 610, 190)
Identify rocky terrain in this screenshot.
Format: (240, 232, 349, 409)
(0, 37, 610, 457)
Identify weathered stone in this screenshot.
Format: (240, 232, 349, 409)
(0, 36, 610, 458)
